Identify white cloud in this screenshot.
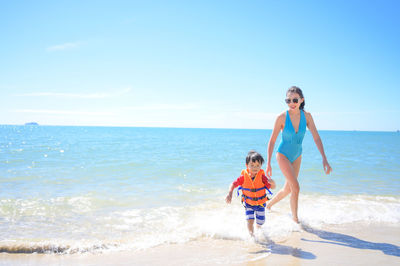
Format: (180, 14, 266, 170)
(122, 103, 199, 111)
(14, 109, 114, 116)
(47, 41, 82, 51)
(15, 88, 132, 99)
(232, 111, 278, 120)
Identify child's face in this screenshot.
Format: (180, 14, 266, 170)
(247, 160, 262, 177)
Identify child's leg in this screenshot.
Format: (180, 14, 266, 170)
(245, 205, 255, 236)
(255, 207, 265, 228)
(247, 219, 255, 236)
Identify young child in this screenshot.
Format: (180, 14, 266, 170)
(225, 151, 276, 236)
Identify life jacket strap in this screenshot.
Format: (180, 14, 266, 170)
(237, 186, 242, 197)
(237, 186, 273, 197)
(266, 187, 273, 196)
(242, 194, 267, 202)
(241, 187, 266, 193)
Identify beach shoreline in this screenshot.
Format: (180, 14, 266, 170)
(1, 223, 399, 266)
(2, 126, 399, 265)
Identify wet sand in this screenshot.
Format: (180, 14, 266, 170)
(1, 223, 399, 265)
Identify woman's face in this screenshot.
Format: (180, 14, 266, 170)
(285, 92, 304, 110)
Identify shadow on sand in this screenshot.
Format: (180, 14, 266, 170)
(301, 224, 400, 257)
(250, 224, 400, 260)
(250, 239, 317, 260)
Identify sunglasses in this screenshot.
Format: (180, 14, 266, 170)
(285, 98, 300, 104)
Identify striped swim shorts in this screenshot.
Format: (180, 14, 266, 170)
(245, 203, 265, 226)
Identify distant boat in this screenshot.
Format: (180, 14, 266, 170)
(25, 122, 39, 126)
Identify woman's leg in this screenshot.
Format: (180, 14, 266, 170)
(266, 179, 291, 209)
(267, 153, 302, 210)
(268, 153, 302, 222)
(291, 155, 302, 222)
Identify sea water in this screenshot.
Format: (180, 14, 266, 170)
(1, 125, 399, 253)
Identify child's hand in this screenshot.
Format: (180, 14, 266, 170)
(225, 193, 232, 204)
(269, 179, 276, 189)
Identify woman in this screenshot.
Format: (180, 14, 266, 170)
(266, 86, 332, 223)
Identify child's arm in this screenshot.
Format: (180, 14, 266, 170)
(262, 175, 276, 190)
(225, 176, 243, 204)
(225, 183, 235, 204)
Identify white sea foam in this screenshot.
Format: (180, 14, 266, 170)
(96, 194, 400, 251)
(0, 194, 399, 254)
(299, 194, 400, 226)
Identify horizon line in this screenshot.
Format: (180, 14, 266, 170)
(0, 123, 398, 133)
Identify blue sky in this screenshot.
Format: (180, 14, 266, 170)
(1, 0, 399, 131)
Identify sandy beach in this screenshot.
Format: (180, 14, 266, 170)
(1, 223, 399, 266)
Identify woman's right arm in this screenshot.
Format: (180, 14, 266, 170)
(266, 114, 283, 178)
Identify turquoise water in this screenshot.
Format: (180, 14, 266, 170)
(2, 126, 399, 200)
(1, 125, 399, 253)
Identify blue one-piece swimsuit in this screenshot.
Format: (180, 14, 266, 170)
(277, 110, 307, 163)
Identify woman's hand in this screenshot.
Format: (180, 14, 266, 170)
(323, 159, 332, 175)
(266, 164, 272, 178)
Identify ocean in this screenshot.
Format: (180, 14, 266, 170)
(1, 125, 399, 254)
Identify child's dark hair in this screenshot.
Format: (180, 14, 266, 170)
(287, 86, 305, 110)
(246, 150, 265, 165)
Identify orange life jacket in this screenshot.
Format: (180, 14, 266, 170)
(239, 169, 270, 206)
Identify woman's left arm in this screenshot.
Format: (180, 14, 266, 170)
(305, 112, 332, 175)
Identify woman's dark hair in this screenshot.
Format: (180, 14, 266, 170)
(287, 86, 305, 110)
(246, 150, 265, 165)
